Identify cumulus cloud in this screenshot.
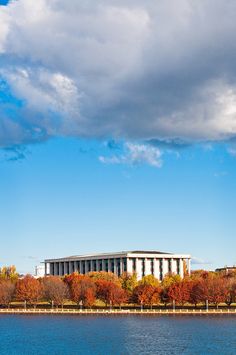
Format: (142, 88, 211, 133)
(99, 142, 162, 167)
(1, 0, 236, 148)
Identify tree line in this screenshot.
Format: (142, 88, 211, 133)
(0, 266, 236, 309)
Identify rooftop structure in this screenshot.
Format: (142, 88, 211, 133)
(45, 250, 191, 280)
(215, 266, 236, 275)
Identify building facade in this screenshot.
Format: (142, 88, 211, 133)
(45, 250, 191, 280)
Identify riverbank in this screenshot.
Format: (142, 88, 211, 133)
(0, 308, 236, 315)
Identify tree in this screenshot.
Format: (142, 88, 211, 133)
(0, 265, 18, 282)
(0, 280, 15, 307)
(189, 279, 208, 306)
(139, 275, 160, 287)
(89, 271, 121, 286)
(15, 275, 43, 307)
(168, 280, 191, 306)
(207, 276, 228, 308)
(71, 276, 96, 308)
(120, 272, 138, 294)
(132, 284, 161, 308)
(96, 280, 127, 307)
(161, 273, 181, 305)
(42, 276, 69, 308)
(225, 278, 236, 306)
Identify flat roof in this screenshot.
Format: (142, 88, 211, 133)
(45, 250, 191, 262)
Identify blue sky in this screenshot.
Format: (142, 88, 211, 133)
(1, 0, 236, 273)
(0, 138, 235, 273)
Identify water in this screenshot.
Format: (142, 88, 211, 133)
(0, 315, 235, 354)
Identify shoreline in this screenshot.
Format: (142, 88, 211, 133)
(0, 308, 236, 316)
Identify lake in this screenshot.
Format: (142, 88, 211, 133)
(0, 315, 235, 354)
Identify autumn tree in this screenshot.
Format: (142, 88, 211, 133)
(42, 276, 69, 308)
(224, 278, 236, 306)
(132, 284, 161, 308)
(89, 271, 121, 286)
(207, 276, 228, 308)
(139, 275, 160, 287)
(0, 266, 18, 282)
(96, 280, 127, 307)
(189, 278, 208, 306)
(15, 275, 43, 307)
(71, 275, 96, 308)
(168, 280, 192, 306)
(120, 272, 138, 295)
(0, 280, 15, 307)
(161, 273, 181, 305)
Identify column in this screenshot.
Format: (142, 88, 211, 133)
(162, 258, 168, 277)
(85, 260, 88, 274)
(187, 258, 191, 275)
(126, 258, 132, 274)
(120, 258, 123, 275)
(179, 259, 184, 278)
(74, 261, 79, 273)
(50, 263, 53, 275)
(69, 261, 73, 274)
(102, 259, 105, 272)
(90, 260, 93, 272)
(59, 262, 62, 276)
(154, 259, 160, 280)
(170, 258, 174, 274)
(95, 259, 99, 272)
(108, 259, 111, 272)
(113, 259, 117, 275)
(63, 262, 67, 275)
(136, 259, 142, 280)
(53, 262, 57, 276)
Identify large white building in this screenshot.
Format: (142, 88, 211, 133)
(45, 250, 191, 280)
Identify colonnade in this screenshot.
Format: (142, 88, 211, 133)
(45, 257, 191, 280)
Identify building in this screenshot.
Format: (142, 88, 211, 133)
(34, 264, 45, 278)
(45, 250, 191, 280)
(215, 266, 236, 275)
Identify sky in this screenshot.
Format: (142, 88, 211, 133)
(0, 0, 236, 274)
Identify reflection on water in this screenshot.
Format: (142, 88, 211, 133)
(0, 315, 235, 354)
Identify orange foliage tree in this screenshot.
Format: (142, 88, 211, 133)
(132, 284, 161, 308)
(96, 280, 127, 307)
(0, 280, 15, 307)
(70, 275, 96, 308)
(42, 276, 69, 308)
(15, 275, 42, 307)
(168, 280, 192, 306)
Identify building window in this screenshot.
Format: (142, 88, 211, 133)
(111, 259, 115, 273)
(151, 259, 154, 275)
(168, 259, 171, 273)
(176, 259, 180, 275)
(87, 261, 91, 272)
(132, 258, 136, 272)
(105, 259, 109, 272)
(123, 258, 127, 272)
(99, 260, 102, 271)
(159, 259, 163, 280)
(93, 260, 97, 271)
(117, 259, 121, 276)
(66, 262, 69, 274)
(81, 261, 85, 274)
(141, 258, 145, 277)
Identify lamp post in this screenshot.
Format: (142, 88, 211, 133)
(173, 299, 175, 312)
(206, 299, 208, 312)
(141, 300, 143, 312)
(79, 300, 83, 311)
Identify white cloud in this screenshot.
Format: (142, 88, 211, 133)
(1, 0, 236, 146)
(99, 142, 162, 168)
